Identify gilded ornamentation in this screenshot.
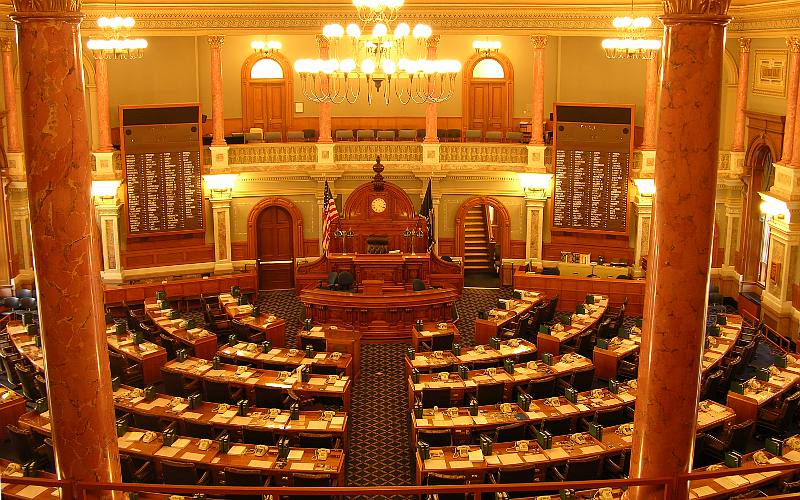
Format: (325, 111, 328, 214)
(662, 0, 732, 16)
(315, 34, 329, 49)
(427, 35, 440, 49)
(530, 35, 548, 49)
(334, 143, 422, 162)
(529, 211, 540, 259)
(11, 0, 80, 13)
(228, 143, 317, 165)
(0, 38, 12, 52)
(739, 37, 751, 53)
(641, 216, 651, 257)
(787, 36, 800, 53)
(207, 35, 225, 49)
(718, 152, 730, 171)
(440, 144, 527, 164)
(216, 213, 227, 261)
(104, 219, 116, 270)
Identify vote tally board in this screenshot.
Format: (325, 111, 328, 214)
(551, 104, 633, 235)
(121, 105, 205, 237)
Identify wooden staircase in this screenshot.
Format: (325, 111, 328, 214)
(463, 205, 493, 271)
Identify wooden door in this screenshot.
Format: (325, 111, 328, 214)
(257, 206, 294, 289)
(468, 81, 507, 134)
(245, 82, 286, 136)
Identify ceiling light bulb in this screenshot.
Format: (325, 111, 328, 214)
(346, 24, 361, 38)
(382, 59, 397, 74)
(361, 59, 376, 74)
(394, 23, 410, 38)
(323, 24, 345, 38)
(340, 58, 357, 73)
(373, 23, 388, 38)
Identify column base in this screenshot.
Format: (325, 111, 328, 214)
(316, 143, 335, 164)
(634, 149, 657, 177)
(6, 151, 25, 180)
(422, 143, 440, 164)
(208, 146, 230, 171)
(214, 261, 234, 274)
(100, 269, 124, 284)
(526, 144, 547, 168)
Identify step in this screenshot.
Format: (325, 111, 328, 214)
(464, 264, 493, 270)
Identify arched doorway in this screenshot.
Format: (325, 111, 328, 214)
(241, 52, 293, 139)
(454, 197, 511, 283)
(247, 197, 304, 290)
(739, 143, 775, 286)
(462, 53, 514, 135)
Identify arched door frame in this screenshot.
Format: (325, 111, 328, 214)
(240, 52, 294, 133)
(461, 52, 514, 133)
(246, 197, 304, 259)
(738, 138, 777, 282)
(454, 196, 511, 257)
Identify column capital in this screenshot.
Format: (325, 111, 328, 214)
(427, 35, 441, 49)
(207, 35, 225, 49)
(738, 37, 751, 53)
(788, 36, 800, 53)
(0, 37, 13, 52)
(316, 34, 329, 49)
(11, 0, 82, 13)
(663, 0, 731, 15)
(530, 35, 548, 49)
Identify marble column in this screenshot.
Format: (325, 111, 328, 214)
(731, 38, 750, 152)
(208, 35, 226, 146)
(0, 37, 21, 153)
(10, 1, 121, 486)
(317, 35, 332, 144)
(783, 37, 800, 164)
(628, 2, 731, 499)
(524, 193, 547, 262)
(423, 35, 441, 144)
(93, 56, 113, 152)
(95, 201, 123, 283)
(641, 56, 659, 150)
(210, 196, 234, 274)
(529, 35, 547, 146)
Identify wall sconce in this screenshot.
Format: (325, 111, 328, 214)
(251, 40, 282, 55)
(91, 180, 121, 203)
(204, 174, 237, 199)
(759, 192, 790, 221)
(518, 173, 553, 196)
(633, 178, 656, 197)
(473, 40, 501, 56)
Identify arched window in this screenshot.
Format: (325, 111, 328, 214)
(472, 58, 504, 79)
(250, 58, 284, 79)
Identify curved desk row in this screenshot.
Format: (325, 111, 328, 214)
(218, 342, 354, 378)
(405, 339, 537, 376)
(104, 272, 258, 307)
(218, 293, 287, 348)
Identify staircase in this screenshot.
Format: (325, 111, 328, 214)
(463, 205, 494, 271)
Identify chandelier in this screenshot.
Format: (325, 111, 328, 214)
(601, 0, 660, 60)
(87, 16, 147, 60)
(294, 0, 460, 105)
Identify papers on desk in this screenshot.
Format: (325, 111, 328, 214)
(171, 438, 191, 449)
(424, 459, 448, 469)
(228, 445, 247, 456)
(249, 459, 274, 468)
(581, 445, 604, 454)
(15, 485, 49, 499)
(472, 416, 488, 425)
(155, 446, 180, 457)
(449, 460, 472, 469)
(310, 326, 323, 332)
(180, 452, 206, 461)
(290, 462, 315, 471)
(526, 411, 547, 419)
(713, 475, 750, 489)
(230, 416, 252, 426)
(330, 416, 345, 426)
(468, 449, 484, 462)
(618, 392, 636, 402)
(314, 353, 327, 360)
(484, 455, 500, 465)
(784, 450, 800, 462)
(274, 414, 289, 424)
(690, 486, 717, 498)
(287, 450, 304, 460)
(545, 448, 569, 460)
(498, 453, 523, 465)
(307, 420, 328, 430)
(121, 431, 144, 442)
(172, 403, 189, 412)
(523, 453, 548, 463)
(334, 379, 347, 387)
(182, 412, 203, 420)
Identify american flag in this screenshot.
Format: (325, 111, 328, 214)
(321, 181, 340, 254)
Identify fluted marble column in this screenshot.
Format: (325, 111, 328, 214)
(641, 56, 659, 150)
(628, 2, 731, 499)
(317, 35, 332, 144)
(93, 56, 113, 152)
(783, 37, 800, 163)
(529, 35, 547, 146)
(11, 0, 121, 486)
(0, 37, 21, 153)
(208, 35, 226, 146)
(731, 38, 750, 152)
(423, 35, 441, 143)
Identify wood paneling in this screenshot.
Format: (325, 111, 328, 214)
(121, 234, 214, 269)
(303, 239, 320, 257)
(104, 272, 258, 305)
(510, 240, 526, 259)
(513, 271, 644, 316)
(544, 231, 634, 264)
(438, 238, 455, 257)
(231, 241, 248, 261)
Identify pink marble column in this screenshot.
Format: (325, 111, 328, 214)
(317, 35, 332, 143)
(641, 56, 659, 150)
(93, 56, 113, 152)
(628, 4, 730, 499)
(529, 35, 547, 145)
(782, 37, 800, 164)
(10, 3, 121, 486)
(423, 35, 441, 143)
(208, 35, 226, 146)
(731, 38, 751, 152)
(0, 37, 22, 153)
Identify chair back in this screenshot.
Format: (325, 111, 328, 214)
(728, 420, 755, 453)
(310, 363, 340, 376)
(476, 381, 505, 405)
(564, 456, 603, 481)
(161, 459, 199, 485)
(15, 289, 33, 299)
(337, 271, 355, 291)
(412, 279, 426, 291)
(417, 428, 453, 447)
(162, 369, 191, 397)
(160, 335, 177, 360)
(327, 272, 338, 289)
(421, 387, 452, 408)
(576, 333, 595, 358)
(301, 336, 327, 352)
(495, 422, 527, 442)
(15, 362, 40, 400)
(496, 463, 539, 483)
(4, 296, 20, 310)
(298, 432, 338, 449)
(203, 379, 234, 404)
(19, 297, 36, 311)
(108, 351, 129, 379)
(182, 420, 216, 440)
(232, 320, 253, 342)
(426, 472, 468, 500)
(254, 385, 288, 408)
(132, 412, 165, 432)
(543, 296, 559, 322)
(699, 370, 723, 400)
(7, 424, 36, 463)
(594, 407, 626, 427)
(430, 332, 455, 351)
(34, 374, 47, 399)
(0, 351, 22, 385)
(570, 367, 595, 392)
(526, 377, 556, 399)
(225, 467, 264, 486)
(242, 426, 276, 445)
(541, 416, 572, 436)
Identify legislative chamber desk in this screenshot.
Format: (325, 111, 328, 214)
(411, 321, 461, 351)
(0, 387, 26, 441)
(297, 325, 361, 379)
(725, 365, 800, 424)
(474, 295, 545, 346)
(218, 293, 287, 347)
(218, 342, 354, 378)
(144, 299, 218, 359)
(513, 270, 644, 316)
(536, 297, 609, 357)
(296, 252, 464, 293)
(0, 459, 63, 500)
(18, 412, 347, 486)
(103, 272, 258, 306)
(300, 287, 459, 342)
(405, 339, 537, 376)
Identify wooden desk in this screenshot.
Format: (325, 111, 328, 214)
(218, 343, 354, 378)
(297, 325, 361, 379)
(0, 387, 26, 441)
(405, 339, 537, 376)
(18, 412, 347, 486)
(725, 367, 800, 424)
(300, 287, 459, 342)
(592, 336, 640, 382)
(219, 293, 287, 348)
(144, 300, 218, 359)
(106, 328, 168, 385)
(162, 357, 352, 411)
(0, 459, 62, 500)
(104, 272, 258, 306)
(411, 322, 461, 351)
(474, 296, 545, 346)
(536, 297, 609, 357)
(6, 322, 43, 371)
(513, 271, 645, 316)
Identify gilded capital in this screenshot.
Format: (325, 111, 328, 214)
(207, 35, 225, 49)
(738, 37, 751, 53)
(530, 35, 548, 50)
(787, 36, 800, 53)
(0, 38, 13, 52)
(315, 34, 329, 49)
(12, 0, 80, 13)
(663, 0, 731, 16)
(427, 35, 441, 49)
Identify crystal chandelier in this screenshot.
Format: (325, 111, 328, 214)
(294, 0, 460, 105)
(87, 16, 147, 60)
(601, 0, 660, 60)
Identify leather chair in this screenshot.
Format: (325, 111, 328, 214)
(579, 406, 628, 431)
(160, 459, 210, 485)
(417, 428, 453, 447)
(224, 467, 271, 500)
(298, 432, 341, 449)
(289, 473, 333, 500)
(412, 278, 426, 291)
(119, 454, 154, 483)
(34, 374, 47, 399)
(14, 362, 41, 400)
(426, 472, 469, 500)
(108, 351, 144, 387)
(494, 422, 528, 442)
(337, 271, 355, 291)
(757, 390, 800, 437)
(705, 420, 755, 460)
(548, 455, 604, 481)
(159, 334, 178, 360)
(489, 463, 540, 498)
(420, 387, 452, 408)
(15, 289, 33, 299)
(560, 366, 595, 392)
(132, 412, 176, 433)
(1, 350, 23, 387)
(182, 420, 222, 440)
(420, 333, 454, 352)
(6, 424, 42, 464)
(254, 385, 293, 409)
(518, 377, 557, 400)
(203, 379, 245, 405)
(326, 272, 338, 290)
(301, 336, 326, 353)
(471, 381, 504, 406)
(540, 415, 573, 436)
(161, 368, 200, 398)
(242, 426, 277, 445)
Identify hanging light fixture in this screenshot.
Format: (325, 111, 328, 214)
(87, 14, 147, 60)
(251, 40, 282, 55)
(601, 0, 660, 60)
(294, 0, 460, 105)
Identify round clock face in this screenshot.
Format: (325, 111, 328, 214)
(371, 197, 387, 213)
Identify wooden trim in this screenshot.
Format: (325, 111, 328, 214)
(121, 244, 215, 269)
(303, 238, 320, 257)
(461, 52, 515, 134)
(240, 52, 294, 135)
(453, 196, 511, 259)
(231, 241, 248, 261)
(246, 197, 305, 259)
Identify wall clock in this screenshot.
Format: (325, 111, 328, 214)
(371, 197, 387, 213)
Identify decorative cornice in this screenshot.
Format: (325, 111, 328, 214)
(739, 37, 751, 53)
(530, 35, 548, 49)
(207, 34, 225, 49)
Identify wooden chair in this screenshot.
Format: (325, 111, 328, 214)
(494, 421, 528, 442)
(160, 459, 210, 485)
(203, 379, 245, 405)
(417, 428, 453, 447)
(420, 387, 452, 408)
(548, 455, 604, 481)
(161, 368, 200, 398)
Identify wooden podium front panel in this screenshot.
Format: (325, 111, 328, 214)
(513, 271, 644, 315)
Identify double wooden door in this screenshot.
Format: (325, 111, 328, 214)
(257, 206, 293, 290)
(244, 81, 286, 137)
(467, 81, 507, 134)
